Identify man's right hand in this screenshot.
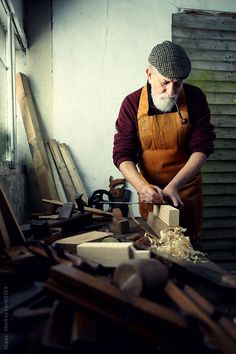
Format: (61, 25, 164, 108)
(138, 184, 164, 204)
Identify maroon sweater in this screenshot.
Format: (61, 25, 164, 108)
(113, 83, 215, 168)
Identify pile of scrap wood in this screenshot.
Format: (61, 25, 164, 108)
(44, 260, 236, 354)
(16, 72, 88, 212)
(1, 179, 236, 354)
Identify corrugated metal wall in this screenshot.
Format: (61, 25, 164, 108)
(172, 11, 236, 271)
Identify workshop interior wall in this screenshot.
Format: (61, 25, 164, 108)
(17, 0, 236, 215)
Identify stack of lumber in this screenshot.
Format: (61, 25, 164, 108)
(16, 73, 88, 207)
(46, 139, 88, 204)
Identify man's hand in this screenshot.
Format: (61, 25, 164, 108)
(163, 184, 183, 208)
(138, 184, 164, 204)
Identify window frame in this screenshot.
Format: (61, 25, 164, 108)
(0, 0, 26, 165)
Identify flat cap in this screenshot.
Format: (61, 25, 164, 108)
(148, 41, 191, 80)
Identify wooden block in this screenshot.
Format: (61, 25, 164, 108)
(147, 212, 169, 237)
(54, 231, 113, 252)
(111, 208, 130, 233)
(16, 73, 58, 201)
(76, 242, 133, 267)
(110, 218, 130, 234)
(153, 205, 179, 226)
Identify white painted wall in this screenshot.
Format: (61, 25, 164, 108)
(52, 0, 236, 211)
(52, 0, 174, 199)
(16, 0, 236, 213)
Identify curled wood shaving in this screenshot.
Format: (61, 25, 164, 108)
(146, 227, 205, 263)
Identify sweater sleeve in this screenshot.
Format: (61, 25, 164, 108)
(185, 84, 215, 157)
(113, 89, 142, 168)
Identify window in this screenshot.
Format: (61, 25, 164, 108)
(0, 20, 8, 161)
(0, 0, 26, 164)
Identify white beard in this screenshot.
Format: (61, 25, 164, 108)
(152, 91, 178, 113)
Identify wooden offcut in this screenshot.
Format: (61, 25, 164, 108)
(59, 143, 88, 203)
(153, 205, 179, 226)
(48, 139, 76, 202)
(110, 208, 130, 234)
(54, 231, 113, 252)
(76, 242, 133, 267)
(16, 73, 58, 201)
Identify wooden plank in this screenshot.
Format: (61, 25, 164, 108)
(203, 218, 236, 229)
(205, 252, 236, 263)
(185, 49, 236, 63)
(206, 92, 236, 105)
(0, 184, 25, 248)
(215, 128, 236, 139)
(16, 73, 58, 201)
(202, 161, 236, 173)
(153, 205, 179, 227)
(210, 105, 236, 115)
(200, 239, 236, 251)
(203, 195, 236, 207)
(188, 69, 236, 82)
(211, 115, 236, 128)
(174, 37, 236, 52)
(59, 143, 88, 203)
(201, 228, 236, 239)
(187, 81, 236, 94)
(173, 27, 236, 41)
(213, 140, 236, 149)
(190, 61, 236, 72)
(202, 184, 236, 195)
(54, 231, 113, 253)
(172, 13, 236, 32)
(203, 206, 236, 218)
(48, 139, 76, 202)
(45, 142, 67, 203)
(202, 173, 236, 184)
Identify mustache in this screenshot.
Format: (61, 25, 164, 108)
(159, 93, 178, 101)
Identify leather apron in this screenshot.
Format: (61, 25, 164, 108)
(137, 85, 203, 240)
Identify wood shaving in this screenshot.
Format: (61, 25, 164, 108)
(146, 227, 205, 263)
